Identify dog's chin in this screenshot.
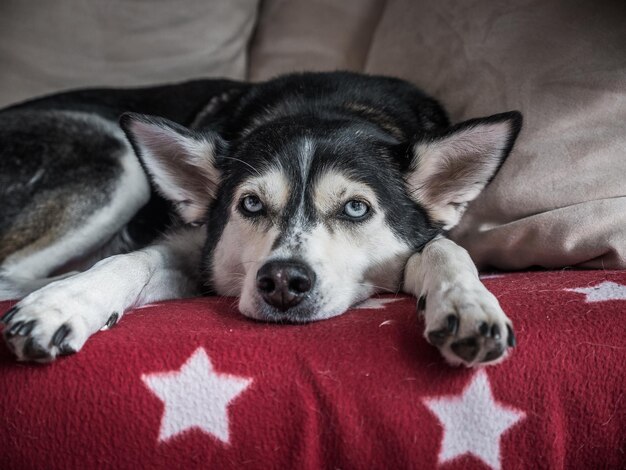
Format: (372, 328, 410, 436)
(238, 288, 372, 324)
(239, 300, 347, 324)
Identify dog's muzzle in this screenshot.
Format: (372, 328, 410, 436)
(256, 259, 315, 313)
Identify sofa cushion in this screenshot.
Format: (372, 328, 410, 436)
(0, 0, 259, 107)
(248, 0, 384, 81)
(365, 0, 626, 269)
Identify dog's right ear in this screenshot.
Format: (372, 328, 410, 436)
(120, 113, 224, 225)
(405, 111, 522, 230)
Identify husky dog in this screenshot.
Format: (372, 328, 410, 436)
(0, 72, 521, 366)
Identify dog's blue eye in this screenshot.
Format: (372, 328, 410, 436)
(241, 195, 264, 215)
(343, 200, 370, 219)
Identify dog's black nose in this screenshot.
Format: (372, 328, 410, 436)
(256, 260, 315, 311)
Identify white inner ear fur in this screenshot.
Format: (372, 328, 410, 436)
(127, 119, 220, 224)
(407, 120, 512, 230)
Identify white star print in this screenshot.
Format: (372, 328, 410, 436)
(423, 370, 525, 470)
(141, 348, 252, 444)
(354, 297, 403, 309)
(566, 281, 626, 302)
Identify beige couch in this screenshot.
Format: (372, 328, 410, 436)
(1, 0, 625, 270)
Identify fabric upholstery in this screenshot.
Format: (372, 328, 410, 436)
(365, 0, 626, 269)
(248, 0, 384, 81)
(0, 0, 259, 107)
(1, 270, 625, 468)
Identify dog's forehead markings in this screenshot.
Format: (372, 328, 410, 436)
(298, 137, 315, 184)
(279, 137, 315, 229)
(314, 171, 378, 213)
(237, 167, 289, 210)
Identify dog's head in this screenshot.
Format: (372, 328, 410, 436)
(121, 99, 521, 323)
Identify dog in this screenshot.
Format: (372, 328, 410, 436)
(0, 71, 521, 366)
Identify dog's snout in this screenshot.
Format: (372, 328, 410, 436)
(256, 260, 315, 312)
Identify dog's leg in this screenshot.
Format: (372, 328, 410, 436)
(1, 228, 204, 362)
(403, 237, 515, 366)
(0, 271, 80, 300)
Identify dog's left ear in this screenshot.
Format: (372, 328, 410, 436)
(120, 113, 224, 225)
(405, 111, 522, 229)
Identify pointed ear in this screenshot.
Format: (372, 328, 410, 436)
(405, 111, 522, 229)
(120, 113, 224, 225)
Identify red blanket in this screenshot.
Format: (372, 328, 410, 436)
(1, 270, 624, 469)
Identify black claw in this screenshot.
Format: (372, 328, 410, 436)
(451, 337, 479, 362)
(491, 324, 501, 340)
(1, 306, 19, 324)
(106, 312, 119, 329)
(23, 338, 51, 360)
(18, 320, 36, 336)
(479, 322, 490, 336)
(417, 295, 427, 312)
(58, 344, 77, 356)
(427, 329, 448, 347)
(7, 321, 24, 337)
(446, 315, 458, 335)
(52, 324, 71, 348)
(506, 324, 516, 348)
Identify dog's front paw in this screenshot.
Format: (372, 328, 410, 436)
(1, 283, 117, 362)
(420, 281, 515, 367)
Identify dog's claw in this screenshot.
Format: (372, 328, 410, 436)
(51, 324, 71, 348)
(105, 312, 119, 329)
(506, 324, 516, 347)
(417, 295, 427, 312)
(491, 324, 501, 340)
(7, 321, 24, 337)
(445, 314, 458, 335)
(18, 320, 36, 336)
(1, 306, 19, 324)
(58, 344, 77, 356)
(427, 315, 460, 347)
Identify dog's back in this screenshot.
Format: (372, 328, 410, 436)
(0, 79, 243, 295)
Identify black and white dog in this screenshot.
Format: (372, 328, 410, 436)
(0, 72, 521, 366)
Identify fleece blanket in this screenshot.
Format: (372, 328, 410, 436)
(0, 270, 624, 469)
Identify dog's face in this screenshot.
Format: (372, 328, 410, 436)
(202, 120, 439, 321)
(121, 82, 521, 323)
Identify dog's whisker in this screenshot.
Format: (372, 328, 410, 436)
(236, 260, 260, 267)
(355, 283, 399, 294)
(220, 156, 263, 177)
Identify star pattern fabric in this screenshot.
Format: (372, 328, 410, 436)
(2, 269, 626, 469)
(566, 281, 626, 302)
(423, 370, 525, 470)
(141, 348, 252, 444)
